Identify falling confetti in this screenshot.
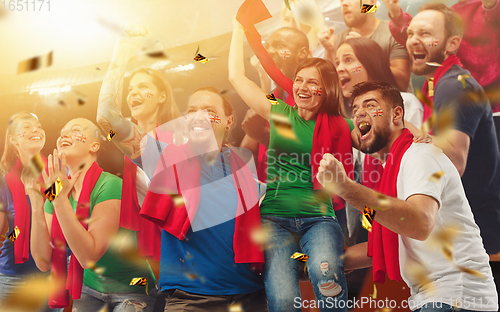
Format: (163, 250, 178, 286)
(404, 260, 434, 293)
(285, 0, 292, 10)
(107, 130, 116, 141)
(229, 302, 244, 312)
(361, 4, 377, 13)
(0, 274, 52, 311)
(44, 178, 63, 202)
(130, 277, 147, 286)
(87, 261, 106, 275)
(370, 284, 377, 299)
(8, 226, 20, 242)
(457, 75, 471, 89)
(17, 51, 53, 74)
(415, 89, 433, 110)
(194, 46, 208, 64)
(28, 153, 45, 177)
(428, 171, 445, 183)
(171, 194, 185, 207)
(361, 206, 375, 232)
(426, 62, 442, 67)
(291, 252, 309, 262)
(375, 193, 390, 210)
(271, 113, 297, 141)
(185, 273, 199, 280)
(266, 93, 279, 105)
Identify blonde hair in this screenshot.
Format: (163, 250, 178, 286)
(0, 112, 39, 175)
(281, 0, 325, 52)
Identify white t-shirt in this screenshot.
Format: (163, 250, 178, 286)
(396, 143, 498, 311)
(401, 92, 423, 129)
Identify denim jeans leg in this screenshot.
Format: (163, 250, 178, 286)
(72, 284, 108, 312)
(262, 216, 302, 312)
(112, 291, 156, 312)
(300, 217, 348, 312)
(413, 302, 456, 312)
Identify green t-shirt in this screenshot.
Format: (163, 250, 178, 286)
(260, 100, 354, 217)
(44, 172, 156, 294)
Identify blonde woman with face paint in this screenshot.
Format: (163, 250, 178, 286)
(0, 112, 61, 311)
(26, 118, 156, 312)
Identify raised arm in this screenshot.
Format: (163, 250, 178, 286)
(96, 25, 149, 160)
(382, 0, 412, 47)
(228, 18, 271, 121)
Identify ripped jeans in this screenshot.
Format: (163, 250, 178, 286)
(73, 284, 156, 312)
(261, 216, 347, 312)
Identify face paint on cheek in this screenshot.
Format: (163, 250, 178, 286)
(351, 64, 363, 74)
(312, 86, 322, 96)
(17, 130, 26, 139)
(371, 109, 384, 117)
(144, 91, 154, 98)
(428, 38, 439, 47)
(208, 114, 221, 124)
(73, 133, 87, 143)
(279, 49, 292, 59)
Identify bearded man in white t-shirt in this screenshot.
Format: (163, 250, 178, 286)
(316, 81, 498, 312)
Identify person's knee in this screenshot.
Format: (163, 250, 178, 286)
(315, 261, 344, 298)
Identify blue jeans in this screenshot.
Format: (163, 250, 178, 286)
(414, 302, 487, 312)
(73, 284, 157, 312)
(0, 271, 63, 312)
(261, 215, 347, 312)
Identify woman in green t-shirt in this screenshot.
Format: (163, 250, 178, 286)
(25, 118, 156, 312)
(229, 20, 358, 312)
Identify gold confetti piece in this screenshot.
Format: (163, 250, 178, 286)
(96, 67, 101, 71)
(373, 193, 390, 211)
(266, 93, 279, 105)
(415, 89, 433, 112)
(185, 273, 199, 280)
(87, 261, 106, 275)
(271, 113, 297, 141)
(404, 260, 434, 293)
(400, 217, 405, 221)
(107, 130, 116, 141)
(375, 308, 393, 312)
(130, 277, 147, 286)
(99, 306, 108, 312)
(457, 75, 471, 89)
(291, 252, 309, 262)
(370, 284, 377, 299)
(0, 274, 51, 311)
(421, 113, 435, 135)
(428, 171, 445, 183)
(361, 4, 378, 13)
(250, 228, 268, 248)
(146, 50, 168, 59)
(44, 178, 63, 202)
(426, 62, 442, 67)
(171, 194, 185, 207)
(285, 0, 292, 10)
(194, 46, 208, 64)
(8, 226, 20, 242)
(17, 51, 53, 74)
(28, 153, 45, 177)
(434, 106, 454, 134)
(361, 206, 375, 232)
(456, 266, 485, 279)
(229, 302, 244, 312)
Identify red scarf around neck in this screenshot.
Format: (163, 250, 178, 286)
(367, 129, 413, 283)
(140, 143, 264, 265)
(120, 129, 173, 261)
(49, 162, 103, 308)
(5, 157, 47, 264)
(421, 55, 463, 122)
(237, 0, 353, 206)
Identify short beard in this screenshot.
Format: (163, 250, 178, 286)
(359, 126, 391, 154)
(412, 46, 447, 76)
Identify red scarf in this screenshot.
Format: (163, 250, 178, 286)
(5, 157, 47, 264)
(49, 162, 103, 308)
(367, 129, 413, 283)
(140, 144, 264, 265)
(120, 130, 173, 261)
(421, 55, 463, 122)
(237, 0, 353, 208)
